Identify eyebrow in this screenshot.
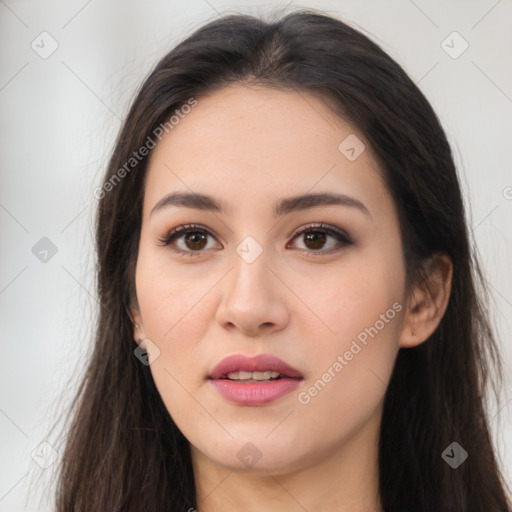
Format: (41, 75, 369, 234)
(150, 191, 371, 218)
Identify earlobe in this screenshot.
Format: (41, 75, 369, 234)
(129, 307, 147, 346)
(399, 252, 453, 349)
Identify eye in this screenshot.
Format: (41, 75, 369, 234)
(157, 222, 353, 257)
(156, 224, 221, 256)
(287, 223, 353, 255)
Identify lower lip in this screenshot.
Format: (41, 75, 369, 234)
(210, 378, 302, 406)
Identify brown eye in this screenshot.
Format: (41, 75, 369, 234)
(156, 224, 221, 257)
(303, 231, 327, 250)
(183, 232, 208, 250)
(157, 222, 352, 258)
(289, 223, 353, 255)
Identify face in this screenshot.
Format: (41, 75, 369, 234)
(132, 85, 408, 474)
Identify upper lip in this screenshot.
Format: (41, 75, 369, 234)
(209, 354, 303, 379)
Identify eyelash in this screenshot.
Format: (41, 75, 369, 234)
(156, 222, 353, 258)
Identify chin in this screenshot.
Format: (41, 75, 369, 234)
(192, 430, 314, 475)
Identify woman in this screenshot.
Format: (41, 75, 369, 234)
(53, 8, 511, 511)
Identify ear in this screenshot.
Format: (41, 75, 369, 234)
(129, 305, 148, 350)
(399, 252, 453, 348)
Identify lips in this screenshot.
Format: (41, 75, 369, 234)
(209, 353, 303, 380)
(209, 354, 303, 406)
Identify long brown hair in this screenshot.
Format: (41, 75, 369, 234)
(50, 8, 511, 511)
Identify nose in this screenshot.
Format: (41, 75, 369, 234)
(215, 249, 290, 337)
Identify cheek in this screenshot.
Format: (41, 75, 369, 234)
(294, 289, 402, 447)
(135, 260, 213, 436)
(134, 246, 217, 396)
(292, 252, 404, 359)
(135, 245, 217, 340)
(292, 248, 404, 413)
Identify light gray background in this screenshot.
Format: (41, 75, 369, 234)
(1, 1, 511, 510)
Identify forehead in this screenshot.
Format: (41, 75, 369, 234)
(143, 85, 389, 218)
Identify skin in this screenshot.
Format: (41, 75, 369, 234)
(131, 85, 453, 512)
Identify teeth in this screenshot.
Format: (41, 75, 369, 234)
(226, 371, 281, 381)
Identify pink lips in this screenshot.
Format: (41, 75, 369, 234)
(209, 354, 303, 406)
